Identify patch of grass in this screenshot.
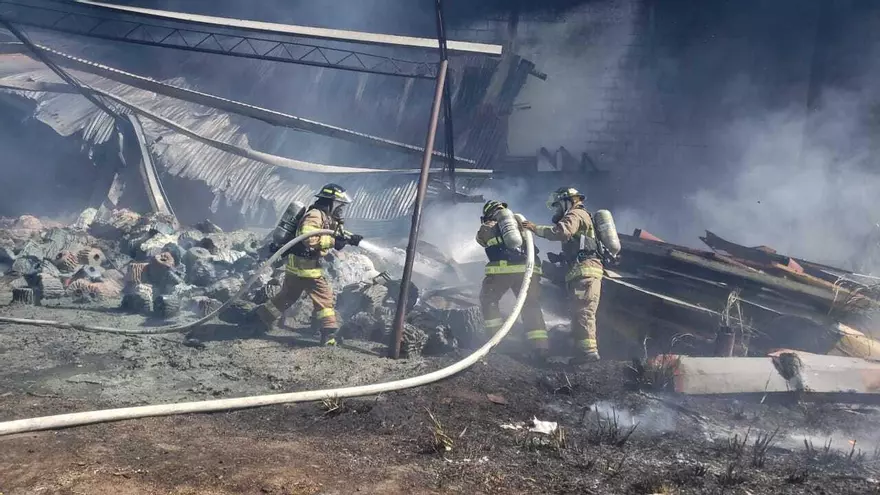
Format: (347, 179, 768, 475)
(803, 437, 865, 466)
(425, 407, 454, 454)
(626, 355, 680, 391)
(845, 440, 865, 464)
(582, 407, 639, 447)
(804, 437, 837, 465)
(318, 395, 346, 416)
(724, 428, 750, 460)
(669, 464, 709, 487)
(751, 428, 779, 468)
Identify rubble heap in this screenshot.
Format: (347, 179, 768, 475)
(0, 210, 486, 358)
(584, 228, 880, 360)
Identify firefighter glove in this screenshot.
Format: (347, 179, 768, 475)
(521, 220, 537, 232)
(334, 236, 347, 251)
(347, 234, 364, 247)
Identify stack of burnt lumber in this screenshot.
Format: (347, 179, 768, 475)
(596, 229, 880, 359)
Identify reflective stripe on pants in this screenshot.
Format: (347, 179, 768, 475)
(479, 272, 548, 350)
(527, 329, 549, 341)
(569, 276, 601, 353)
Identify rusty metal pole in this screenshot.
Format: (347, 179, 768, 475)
(434, 0, 456, 197)
(388, 60, 449, 359)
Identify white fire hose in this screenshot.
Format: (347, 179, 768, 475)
(0, 218, 535, 436)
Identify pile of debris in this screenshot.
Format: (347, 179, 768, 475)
(334, 276, 483, 357)
(588, 228, 880, 360)
(0, 210, 261, 317)
(0, 210, 485, 358)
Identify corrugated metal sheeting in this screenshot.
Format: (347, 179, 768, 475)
(0, 35, 530, 227)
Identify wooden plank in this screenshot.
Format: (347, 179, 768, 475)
(668, 250, 839, 303)
(700, 230, 803, 273)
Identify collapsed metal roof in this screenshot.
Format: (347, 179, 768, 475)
(0, 32, 532, 230)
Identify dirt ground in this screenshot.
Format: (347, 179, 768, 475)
(2, 298, 880, 494)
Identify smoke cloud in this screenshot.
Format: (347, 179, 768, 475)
(687, 89, 880, 269)
(587, 400, 677, 434)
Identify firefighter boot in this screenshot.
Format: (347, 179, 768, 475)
(321, 328, 342, 346)
(529, 348, 550, 367)
(570, 349, 600, 366)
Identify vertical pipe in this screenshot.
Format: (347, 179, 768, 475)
(388, 60, 449, 359)
(435, 0, 456, 196)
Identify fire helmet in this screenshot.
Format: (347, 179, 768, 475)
(546, 187, 585, 209)
(315, 183, 352, 204)
(482, 199, 507, 219)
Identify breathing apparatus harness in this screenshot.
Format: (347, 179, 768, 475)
(481, 200, 539, 265)
(269, 184, 362, 260)
(545, 188, 615, 267)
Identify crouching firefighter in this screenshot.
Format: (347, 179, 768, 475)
(476, 200, 549, 361)
(523, 187, 608, 363)
(256, 184, 364, 346)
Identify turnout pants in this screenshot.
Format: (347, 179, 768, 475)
(479, 272, 548, 350)
(256, 272, 338, 330)
(568, 276, 602, 354)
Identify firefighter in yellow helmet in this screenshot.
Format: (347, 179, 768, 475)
(522, 187, 603, 362)
(256, 184, 363, 346)
(475, 200, 549, 362)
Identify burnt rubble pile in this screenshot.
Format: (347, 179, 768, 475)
(334, 277, 482, 357)
(589, 228, 880, 360)
(0, 210, 484, 356)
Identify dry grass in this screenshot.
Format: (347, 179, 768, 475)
(582, 407, 639, 447)
(425, 407, 454, 453)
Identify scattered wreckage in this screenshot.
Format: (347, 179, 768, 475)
(3, 208, 880, 380)
(601, 228, 880, 400)
(0, 209, 482, 358)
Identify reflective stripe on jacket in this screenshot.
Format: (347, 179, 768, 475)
(286, 206, 337, 278)
(485, 260, 543, 276)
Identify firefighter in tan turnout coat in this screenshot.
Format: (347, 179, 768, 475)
(256, 184, 363, 346)
(523, 187, 604, 362)
(475, 200, 549, 361)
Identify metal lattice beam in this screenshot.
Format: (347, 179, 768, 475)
(0, 0, 442, 79)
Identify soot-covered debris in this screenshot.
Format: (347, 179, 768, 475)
(0, 210, 485, 355)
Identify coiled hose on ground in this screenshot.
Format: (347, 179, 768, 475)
(0, 219, 535, 436)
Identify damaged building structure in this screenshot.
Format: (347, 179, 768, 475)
(2, 0, 880, 399)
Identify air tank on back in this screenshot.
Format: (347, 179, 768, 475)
(272, 200, 306, 245)
(593, 209, 621, 257)
(496, 207, 524, 250)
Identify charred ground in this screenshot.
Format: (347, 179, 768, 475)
(1, 300, 880, 494)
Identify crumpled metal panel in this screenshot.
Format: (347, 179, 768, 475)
(0, 34, 526, 225)
(0, 63, 429, 222)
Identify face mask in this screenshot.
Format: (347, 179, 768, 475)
(332, 203, 346, 220)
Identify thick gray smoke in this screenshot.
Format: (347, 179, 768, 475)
(688, 89, 880, 269)
(420, 178, 534, 264)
